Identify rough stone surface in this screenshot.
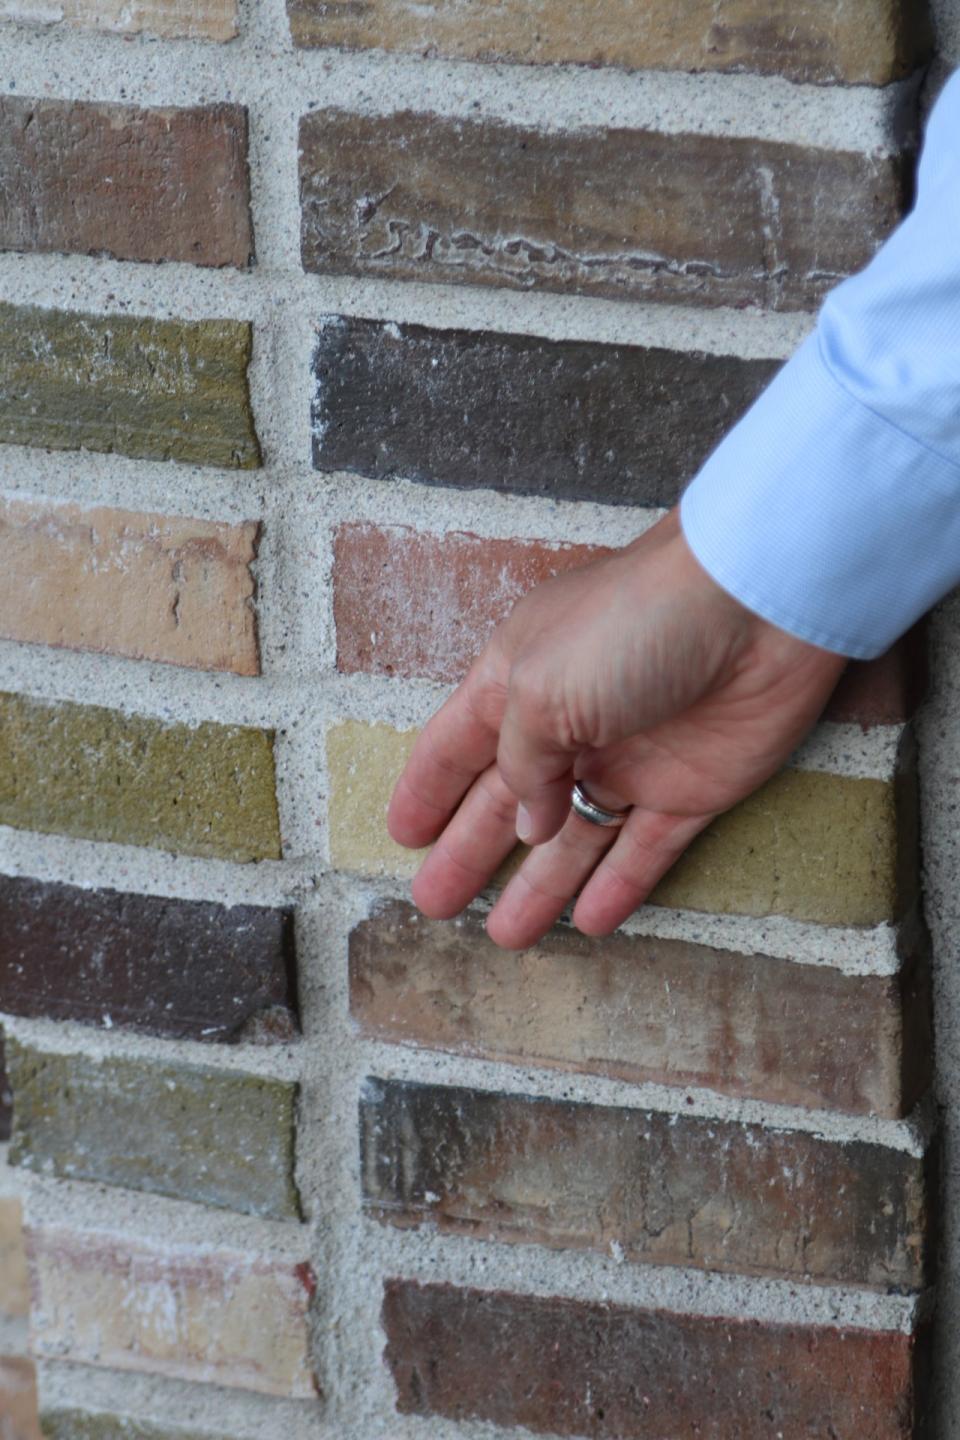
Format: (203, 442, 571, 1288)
(0, 874, 298, 1043)
(383, 1281, 931, 1438)
(0, 1357, 42, 1440)
(314, 318, 778, 506)
(27, 1227, 317, 1398)
(8, 1043, 301, 1220)
(0, 692, 281, 863)
(0, 498, 260, 673)
(0, 0, 238, 40)
(288, 0, 933, 85)
(362, 1078, 932, 1289)
(39, 1414, 229, 1440)
(0, 1196, 30, 1320)
(0, 97, 252, 268)
(0, 305, 260, 468)
(350, 900, 932, 1117)
(299, 111, 908, 312)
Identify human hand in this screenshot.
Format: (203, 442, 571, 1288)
(387, 509, 847, 950)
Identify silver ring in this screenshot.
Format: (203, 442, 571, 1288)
(570, 781, 631, 829)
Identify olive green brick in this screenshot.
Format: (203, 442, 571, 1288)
(0, 692, 280, 862)
(8, 1041, 300, 1221)
(327, 721, 906, 926)
(41, 1412, 232, 1440)
(0, 303, 260, 468)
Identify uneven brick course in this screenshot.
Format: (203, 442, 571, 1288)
(0, 0, 239, 40)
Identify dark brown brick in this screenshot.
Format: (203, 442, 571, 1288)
(362, 1078, 932, 1289)
(0, 874, 298, 1043)
(826, 623, 929, 727)
(350, 900, 931, 1117)
(314, 318, 778, 504)
(299, 112, 907, 312)
(0, 97, 253, 268)
(383, 1280, 931, 1439)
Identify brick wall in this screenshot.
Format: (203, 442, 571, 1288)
(0, 2, 955, 1437)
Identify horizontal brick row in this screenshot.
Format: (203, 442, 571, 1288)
(0, 98, 252, 268)
(334, 521, 927, 725)
(288, 0, 932, 85)
(0, 305, 260, 468)
(0, 693, 281, 862)
(299, 111, 907, 312)
(27, 1226, 317, 1397)
(350, 900, 931, 1117)
(0, 1358, 40, 1440)
(361, 1078, 932, 1289)
(383, 1280, 931, 1439)
(0, 0, 239, 40)
(8, 1041, 300, 1219)
(327, 720, 914, 927)
(0, 1194, 29, 1320)
(314, 317, 778, 507)
(0, 874, 298, 1043)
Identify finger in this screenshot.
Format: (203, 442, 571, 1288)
(410, 762, 522, 920)
(572, 806, 715, 937)
(485, 805, 618, 951)
(496, 674, 576, 847)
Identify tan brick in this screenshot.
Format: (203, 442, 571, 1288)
(0, 498, 259, 675)
(27, 1227, 316, 1398)
(0, 0, 238, 40)
(0, 1196, 29, 1320)
(0, 1356, 41, 1440)
(327, 721, 423, 877)
(289, 0, 932, 86)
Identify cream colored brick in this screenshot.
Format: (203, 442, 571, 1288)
(327, 721, 425, 877)
(0, 0, 237, 40)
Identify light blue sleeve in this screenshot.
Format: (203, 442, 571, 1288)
(680, 69, 960, 660)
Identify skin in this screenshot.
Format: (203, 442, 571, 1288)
(387, 508, 847, 950)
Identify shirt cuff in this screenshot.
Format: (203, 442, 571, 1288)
(679, 333, 960, 660)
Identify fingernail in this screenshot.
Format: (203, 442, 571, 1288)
(516, 805, 533, 842)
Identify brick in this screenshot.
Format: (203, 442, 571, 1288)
(0, 693, 281, 863)
(8, 1043, 300, 1220)
(0, 875, 298, 1044)
(0, 0, 238, 40)
(314, 318, 777, 506)
(362, 1078, 931, 1289)
(27, 1227, 316, 1398)
(350, 900, 931, 1117)
(0, 1196, 30, 1320)
(40, 1414, 227, 1440)
(327, 721, 423, 877)
(299, 111, 906, 313)
(383, 1280, 931, 1439)
(0, 1357, 42, 1440)
(0, 305, 260, 468)
(0, 97, 252, 268)
(0, 498, 259, 673)
(826, 623, 929, 727)
(289, 0, 932, 86)
(0, 1032, 11, 1142)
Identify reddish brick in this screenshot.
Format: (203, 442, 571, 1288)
(383, 1280, 931, 1439)
(826, 623, 929, 727)
(0, 97, 252, 268)
(0, 1357, 42, 1440)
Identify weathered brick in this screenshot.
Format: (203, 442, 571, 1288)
(8, 1043, 300, 1220)
(362, 1078, 931, 1289)
(289, 0, 932, 86)
(0, 874, 297, 1044)
(0, 1357, 42, 1440)
(40, 1413, 226, 1440)
(0, 97, 252, 268)
(327, 721, 422, 877)
(27, 1227, 316, 1397)
(0, 305, 260, 468)
(314, 318, 777, 506)
(350, 900, 931, 1117)
(299, 111, 906, 312)
(0, 0, 238, 40)
(0, 1196, 30, 1320)
(383, 1281, 931, 1439)
(0, 693, 281, 863)
(826, 623, 929, 728)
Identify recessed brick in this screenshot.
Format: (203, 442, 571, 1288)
(0, 97, 252, 268)
(0, 305, 260, 468)
(0, 692, 281, 863)
(383, 1280, 931, 1439)
(8, 1042, 300, 1220)
(0, 874, 297, 1044)
(0, 1195, 29, 1320)
(0, 0, 239, 40)
(350, 900, 931, 1117)
(27, 1226, 317, 1397)
(0, 1357, 41, 1440)
(299, 111, 906, 312)
(289, 0, 932, 85)
(314, 318, 778, 506)
(362, 1078, 932, 1289)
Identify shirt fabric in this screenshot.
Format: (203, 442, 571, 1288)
(680, 69, 960, 660)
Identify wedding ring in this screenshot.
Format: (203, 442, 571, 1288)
(570, 781, 631, 829)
